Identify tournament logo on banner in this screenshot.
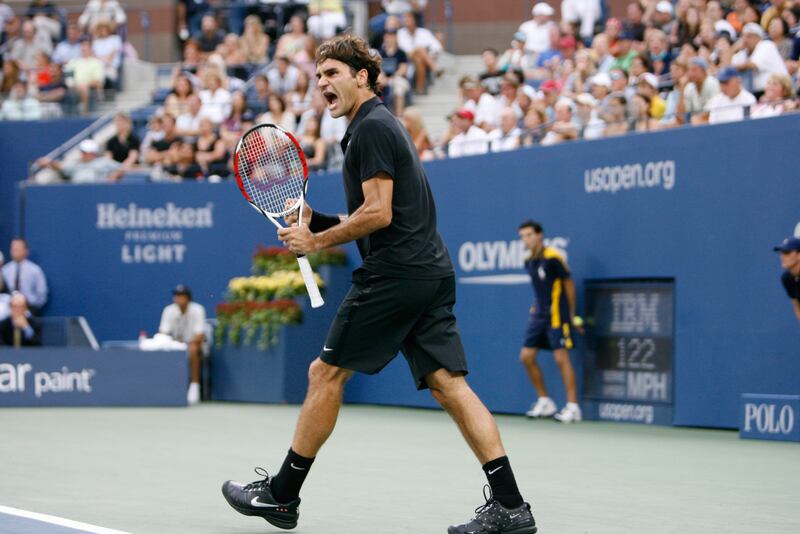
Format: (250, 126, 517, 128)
(457, 237, 569, 285)
(95, 202, 215, 264)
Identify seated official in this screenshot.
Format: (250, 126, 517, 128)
(0, 292, 42, 347)
(159, 284, 207, 405)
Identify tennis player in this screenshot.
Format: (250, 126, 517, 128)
(517, 220, 583, 423)
(222, 35, 537, 534)
(774, 237, 800, 324)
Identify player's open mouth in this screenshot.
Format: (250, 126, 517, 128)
(323, 92, 338, 107)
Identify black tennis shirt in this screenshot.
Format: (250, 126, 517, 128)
(340, 97, 453, 279)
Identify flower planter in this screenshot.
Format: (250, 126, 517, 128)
(210, 265, 349, 403)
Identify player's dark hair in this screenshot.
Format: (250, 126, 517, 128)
(482, 47, 499, 56)
(316, 34, 382, 95)
(519, 220, 543, 234)
(11, 237, 28, 247)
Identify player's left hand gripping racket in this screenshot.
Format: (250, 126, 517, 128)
(233, 123, 324, 308)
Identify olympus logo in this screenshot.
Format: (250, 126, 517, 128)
(458, 238, 569, 273)
(96, 202, 214, 229)
(457, 238, 568, 285)
(744, 403, 795, 435)
(584, 160, 675, 194)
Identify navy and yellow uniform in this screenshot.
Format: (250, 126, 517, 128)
(782, 270, 800, 301)
(523, 247, 573, 350)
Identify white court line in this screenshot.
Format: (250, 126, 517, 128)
(0, 505, 130, 534)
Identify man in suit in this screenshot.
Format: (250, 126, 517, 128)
(0, 292, 42, 347)
(2, 238, 48, 314)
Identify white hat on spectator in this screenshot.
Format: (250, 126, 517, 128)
(79, 139, 99, 154)
(590, 72, 612, 88)
(575, 93, 598, 107)
(714, 20, 737, 41)
(638, 72, 659, 89)
(520, 85, 539, 100)
(555, 97, 576, 111)
(742, 22, 765, 38)
(532, 3, 555, 17)
(655, 1, 673, 15)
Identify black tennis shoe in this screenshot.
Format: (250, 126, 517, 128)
(221, 467, 300, 530)
(448, 485, 537, 534)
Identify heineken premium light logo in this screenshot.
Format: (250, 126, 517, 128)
(95, 202, 215, 264)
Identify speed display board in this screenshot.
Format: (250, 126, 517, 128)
(582, 280, 674, 425)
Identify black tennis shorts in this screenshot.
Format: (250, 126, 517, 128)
(320, 270, 468, 389)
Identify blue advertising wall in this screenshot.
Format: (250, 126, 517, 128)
(18, 115, 800, 428)
(0, 348, 187, 406)
(0, 118, 93, 252)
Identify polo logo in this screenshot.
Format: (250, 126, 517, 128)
(743, 403, 794, 435)
(740, 395, 800, 442)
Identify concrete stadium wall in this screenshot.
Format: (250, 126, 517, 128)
(17, 114, 800, 428)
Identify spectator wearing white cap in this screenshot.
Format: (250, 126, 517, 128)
(731, 22, 789, 96)
(646, 0, 676, 34)
(447, 108, 490, 158)
(561, 0, 602, 44)
(574, 93, 606, 139)
(679, 56, 720, 123)
(518, 3, 559, 55)
(589, 72, 613, 119)
(35, 139, 123, 183)
(488, 107, 522, 152)
(705, 66, 756, 124)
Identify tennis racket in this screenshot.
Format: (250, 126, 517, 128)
(233, 123, 324, 308)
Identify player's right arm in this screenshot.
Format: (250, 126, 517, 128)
(792, 299, 800, 324)
(278, 173, 393, 254)
(311, 173, 393, 248)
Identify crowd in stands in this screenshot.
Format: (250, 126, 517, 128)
(12, 0, 800, 182)
(29, 0, 451, 183)
(0, 0, 129, 119)
(436, 0, 800, 158)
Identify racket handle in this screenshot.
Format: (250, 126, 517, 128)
(297, 256, 324, 308)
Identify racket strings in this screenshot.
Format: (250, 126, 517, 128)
(238, 127, 305, 215)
